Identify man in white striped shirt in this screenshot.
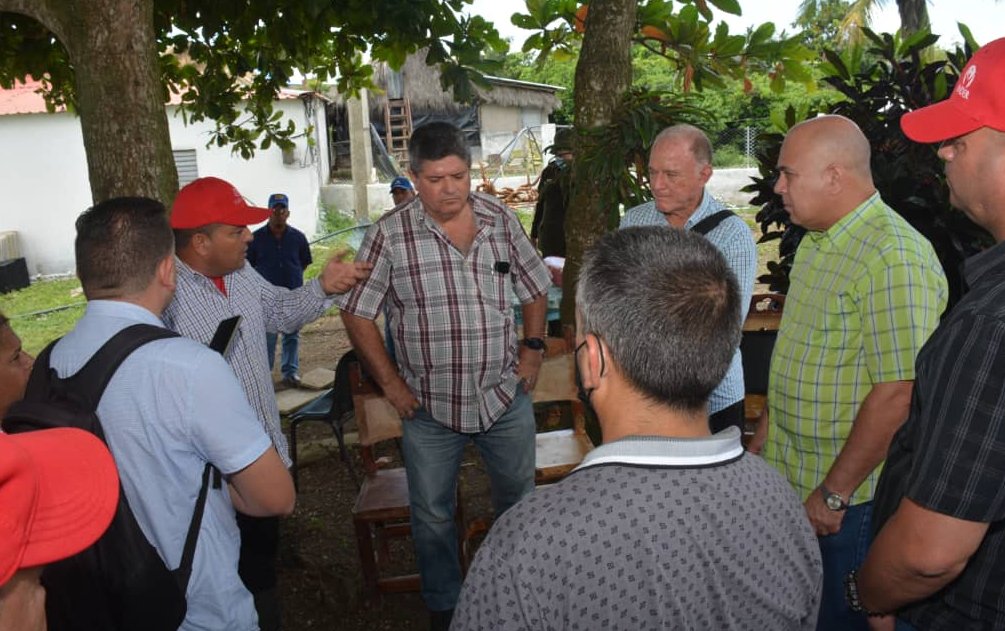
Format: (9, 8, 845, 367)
(162, 177, 370, 630)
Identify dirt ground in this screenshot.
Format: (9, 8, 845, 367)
(273, 313, 497, 630)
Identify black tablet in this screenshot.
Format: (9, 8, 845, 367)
(208, 315, 241, 355)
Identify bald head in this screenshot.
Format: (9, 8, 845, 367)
(775, 115, 877, 230)
(791, 115, 873, 181)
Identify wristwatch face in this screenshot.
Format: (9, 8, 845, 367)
(825, 492, 846, 511)
(522, 337, 546, 350)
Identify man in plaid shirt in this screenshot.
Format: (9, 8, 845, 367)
(340, 121, 551, 630)
(164, 177, 371, 630)
(751, 115, 947, 631)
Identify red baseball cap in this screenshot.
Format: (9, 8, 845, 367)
(0, 428, 119, 585)
(170, 177, 271, 229)
(901, 37, 1005, 143)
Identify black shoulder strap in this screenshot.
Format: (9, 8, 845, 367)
(62, 324, 180, 410)
(21, 338, 61, 403)
(174, 463, 220, 591)
(28, 322, 212, 592)
(690, 209, 736, 236)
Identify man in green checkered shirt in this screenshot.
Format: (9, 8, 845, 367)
(749, 116, 947, 631)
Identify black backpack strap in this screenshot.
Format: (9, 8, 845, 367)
(61, 323, 180, 411)
(174, 463, 220, 592)
(20, 338, 62, 402)
(690, 209, 736, 236)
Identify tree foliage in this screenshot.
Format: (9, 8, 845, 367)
(746, 26, 990, 305)
(1, 0, 506, 159)
(514, 0, 817, 93)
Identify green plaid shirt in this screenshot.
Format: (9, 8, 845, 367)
(765, 194, 947, 504)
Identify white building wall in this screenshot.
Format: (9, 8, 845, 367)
(0, 111, 91, 276)
(0, 96, 328, 276)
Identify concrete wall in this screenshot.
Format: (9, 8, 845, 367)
(708, 167, 759, 206)
(320, 183, 398, 221)
(0, 97, 328, 276)
(478, 104, 549, 159)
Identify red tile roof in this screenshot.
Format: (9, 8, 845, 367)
(0, 78, 321, 117)
(0, 78, 64, 115)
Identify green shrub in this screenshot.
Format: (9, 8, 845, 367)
(746, 27, 992, 304)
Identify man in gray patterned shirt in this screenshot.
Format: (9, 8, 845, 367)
(162, 176, 371, 631)
(453, 226, 822, 630)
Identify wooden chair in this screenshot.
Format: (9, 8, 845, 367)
(740, 293, 785, 445)
(347, 359, 467, 600)
(532, 338, 595, 484)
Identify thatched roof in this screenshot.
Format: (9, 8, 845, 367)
(333, 49, 561, 114)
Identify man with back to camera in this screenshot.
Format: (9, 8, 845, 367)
(753, 115, 948, 630)
(621, 123, 757, 435)
(452, 226, 822, 630)
(339, 121, 551, 631)
(162, 177, 371, 629)
(853, 37, 1005, 631)
(49, 197, 296, 629)
(246, 192, 312, 388)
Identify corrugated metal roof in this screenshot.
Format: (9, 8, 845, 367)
(0, 78, 325, 117)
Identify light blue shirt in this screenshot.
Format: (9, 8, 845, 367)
(621, 190, 757, 413)
(50, 300, 271, 631)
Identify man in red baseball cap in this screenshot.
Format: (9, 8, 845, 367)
(851, 37, 1005, 631)
(163, 176, 370, 629)
(0, 428, 119, 631)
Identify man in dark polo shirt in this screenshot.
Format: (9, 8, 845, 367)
(453, 227, 822, 630)
(851, 37, 1005, 630)
(246, 193, 312, 387)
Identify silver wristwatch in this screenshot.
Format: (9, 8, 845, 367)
(820, 485, 849, 511)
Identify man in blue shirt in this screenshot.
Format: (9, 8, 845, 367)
(51, 197, 296, 630)
(621, 124, 757, 435)
(246, 193, 312, 388)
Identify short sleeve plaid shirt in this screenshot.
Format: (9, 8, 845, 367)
(765, 193, 947, 503)
(340, 192, 552, 433)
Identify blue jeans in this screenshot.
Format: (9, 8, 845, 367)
(401, 389, 536, 612)
(265, 330, 300, 379)
(817, 502, 873, 631)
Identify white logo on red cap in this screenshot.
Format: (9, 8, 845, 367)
(957, 64, 977, 100)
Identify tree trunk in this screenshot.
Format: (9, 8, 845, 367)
(560, 0, 637, 332)
(896, 0, 930, 35)
(0, 0, 178, 205)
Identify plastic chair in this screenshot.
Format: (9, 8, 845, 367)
(288, 350, 360, 490)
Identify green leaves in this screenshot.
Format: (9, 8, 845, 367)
(1, 0, 510, 159)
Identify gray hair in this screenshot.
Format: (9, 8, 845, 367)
(577, 226, 740, 411)
(653, 124, 713, 166)
(408, 121, 472, 174)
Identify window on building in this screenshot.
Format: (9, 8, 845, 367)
(173, 149, 198, 187)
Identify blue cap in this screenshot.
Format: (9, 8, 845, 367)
(267, 193, 289, 209)
(390, 176, 414, 192)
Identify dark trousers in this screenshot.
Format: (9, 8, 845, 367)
(236, 512, 281, 631)
(709, 400, 745, 435)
